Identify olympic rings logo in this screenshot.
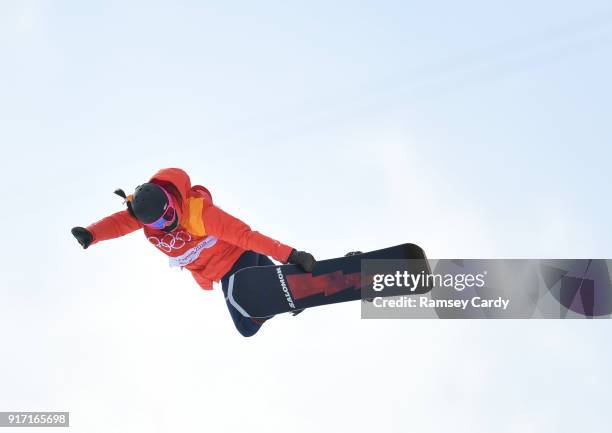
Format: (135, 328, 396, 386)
(148, 231, 192, 253)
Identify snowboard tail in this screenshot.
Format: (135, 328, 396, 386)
(227, 243, 430, 318)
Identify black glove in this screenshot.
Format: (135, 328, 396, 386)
(71, 227, 93, 249)
(287, 249, 316, 272)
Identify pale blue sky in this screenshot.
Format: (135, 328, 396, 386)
(1, 1, 611, 432)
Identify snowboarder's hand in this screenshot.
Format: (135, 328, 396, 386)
(288, 249, 316, 272)
(71, 227, 93, 249)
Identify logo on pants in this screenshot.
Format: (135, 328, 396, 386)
(277, 267, 296, 309)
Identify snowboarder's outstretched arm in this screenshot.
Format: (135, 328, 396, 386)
(203, 205, 317, 271)
(72, 210, 142, 249)
(203, 205, 294, 263)
(201, 204, 314, 272)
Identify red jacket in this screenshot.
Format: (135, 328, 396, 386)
(86, 168, 294, 289)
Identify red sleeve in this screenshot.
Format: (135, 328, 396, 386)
(86, 210, 142, 245)
(203, 205, 293, 263)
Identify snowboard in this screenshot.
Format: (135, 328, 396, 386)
(227, 243, 431, 318)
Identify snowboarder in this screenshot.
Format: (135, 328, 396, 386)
(71, 168, 316, 337)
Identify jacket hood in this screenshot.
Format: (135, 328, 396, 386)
(149, 168, 192, 215)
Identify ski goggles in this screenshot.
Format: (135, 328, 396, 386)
(146, 188, 177, 230)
